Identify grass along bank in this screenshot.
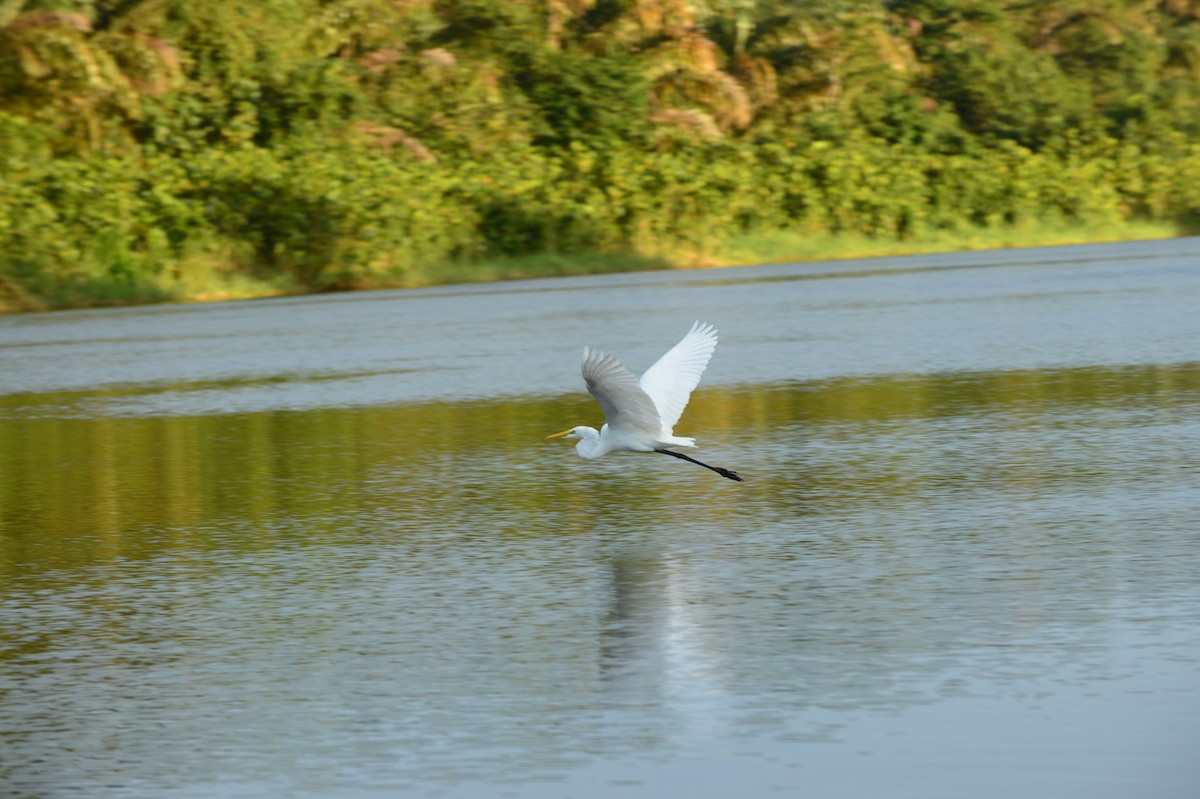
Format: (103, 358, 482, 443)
(2, 219, 1182, 314)
(704, 219, 1183, 269)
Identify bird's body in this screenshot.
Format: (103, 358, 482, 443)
(547, 321, 742, 481)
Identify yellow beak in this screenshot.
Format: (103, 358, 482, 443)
(545, 429, 573, 440)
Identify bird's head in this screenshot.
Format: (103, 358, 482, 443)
(545, 426, 589, 441)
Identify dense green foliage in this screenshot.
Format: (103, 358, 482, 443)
(2, 0, 1199, 310)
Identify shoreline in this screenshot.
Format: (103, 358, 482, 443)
(1, 221, 1184, 315)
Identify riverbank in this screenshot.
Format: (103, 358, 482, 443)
(0, 219, 1182, 315)
(5, 1, 1200, 316)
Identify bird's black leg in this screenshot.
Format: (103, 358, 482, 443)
(656, 449, 743, 482)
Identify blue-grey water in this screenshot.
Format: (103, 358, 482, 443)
(2, 238, 1199, 798)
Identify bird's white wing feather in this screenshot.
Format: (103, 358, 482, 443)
(582, 346, 662, 436)
(638, 321, 718, 435)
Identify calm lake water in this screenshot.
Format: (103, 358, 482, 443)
(2, 239, 1199, 798)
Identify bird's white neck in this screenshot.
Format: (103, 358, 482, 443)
(573, 426, 607, 459)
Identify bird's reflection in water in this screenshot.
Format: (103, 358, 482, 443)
(598, 550, 731, 745)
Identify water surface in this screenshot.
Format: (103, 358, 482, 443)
(2, 239, 1199, 797)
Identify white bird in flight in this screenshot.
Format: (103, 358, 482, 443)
(546, 321, 742, 481)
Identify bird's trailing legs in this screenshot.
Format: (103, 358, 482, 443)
(656, 449, 743, 482)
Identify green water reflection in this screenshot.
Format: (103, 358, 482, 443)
(3, 361, 1197, 577)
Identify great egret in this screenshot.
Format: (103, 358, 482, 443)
(547, 321, 742, 481)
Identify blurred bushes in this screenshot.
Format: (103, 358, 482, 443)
(2, 0, 1200, 310)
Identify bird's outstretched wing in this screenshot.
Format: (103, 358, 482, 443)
(582, 346, 662, 436)
(638, 321, 718, 435)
